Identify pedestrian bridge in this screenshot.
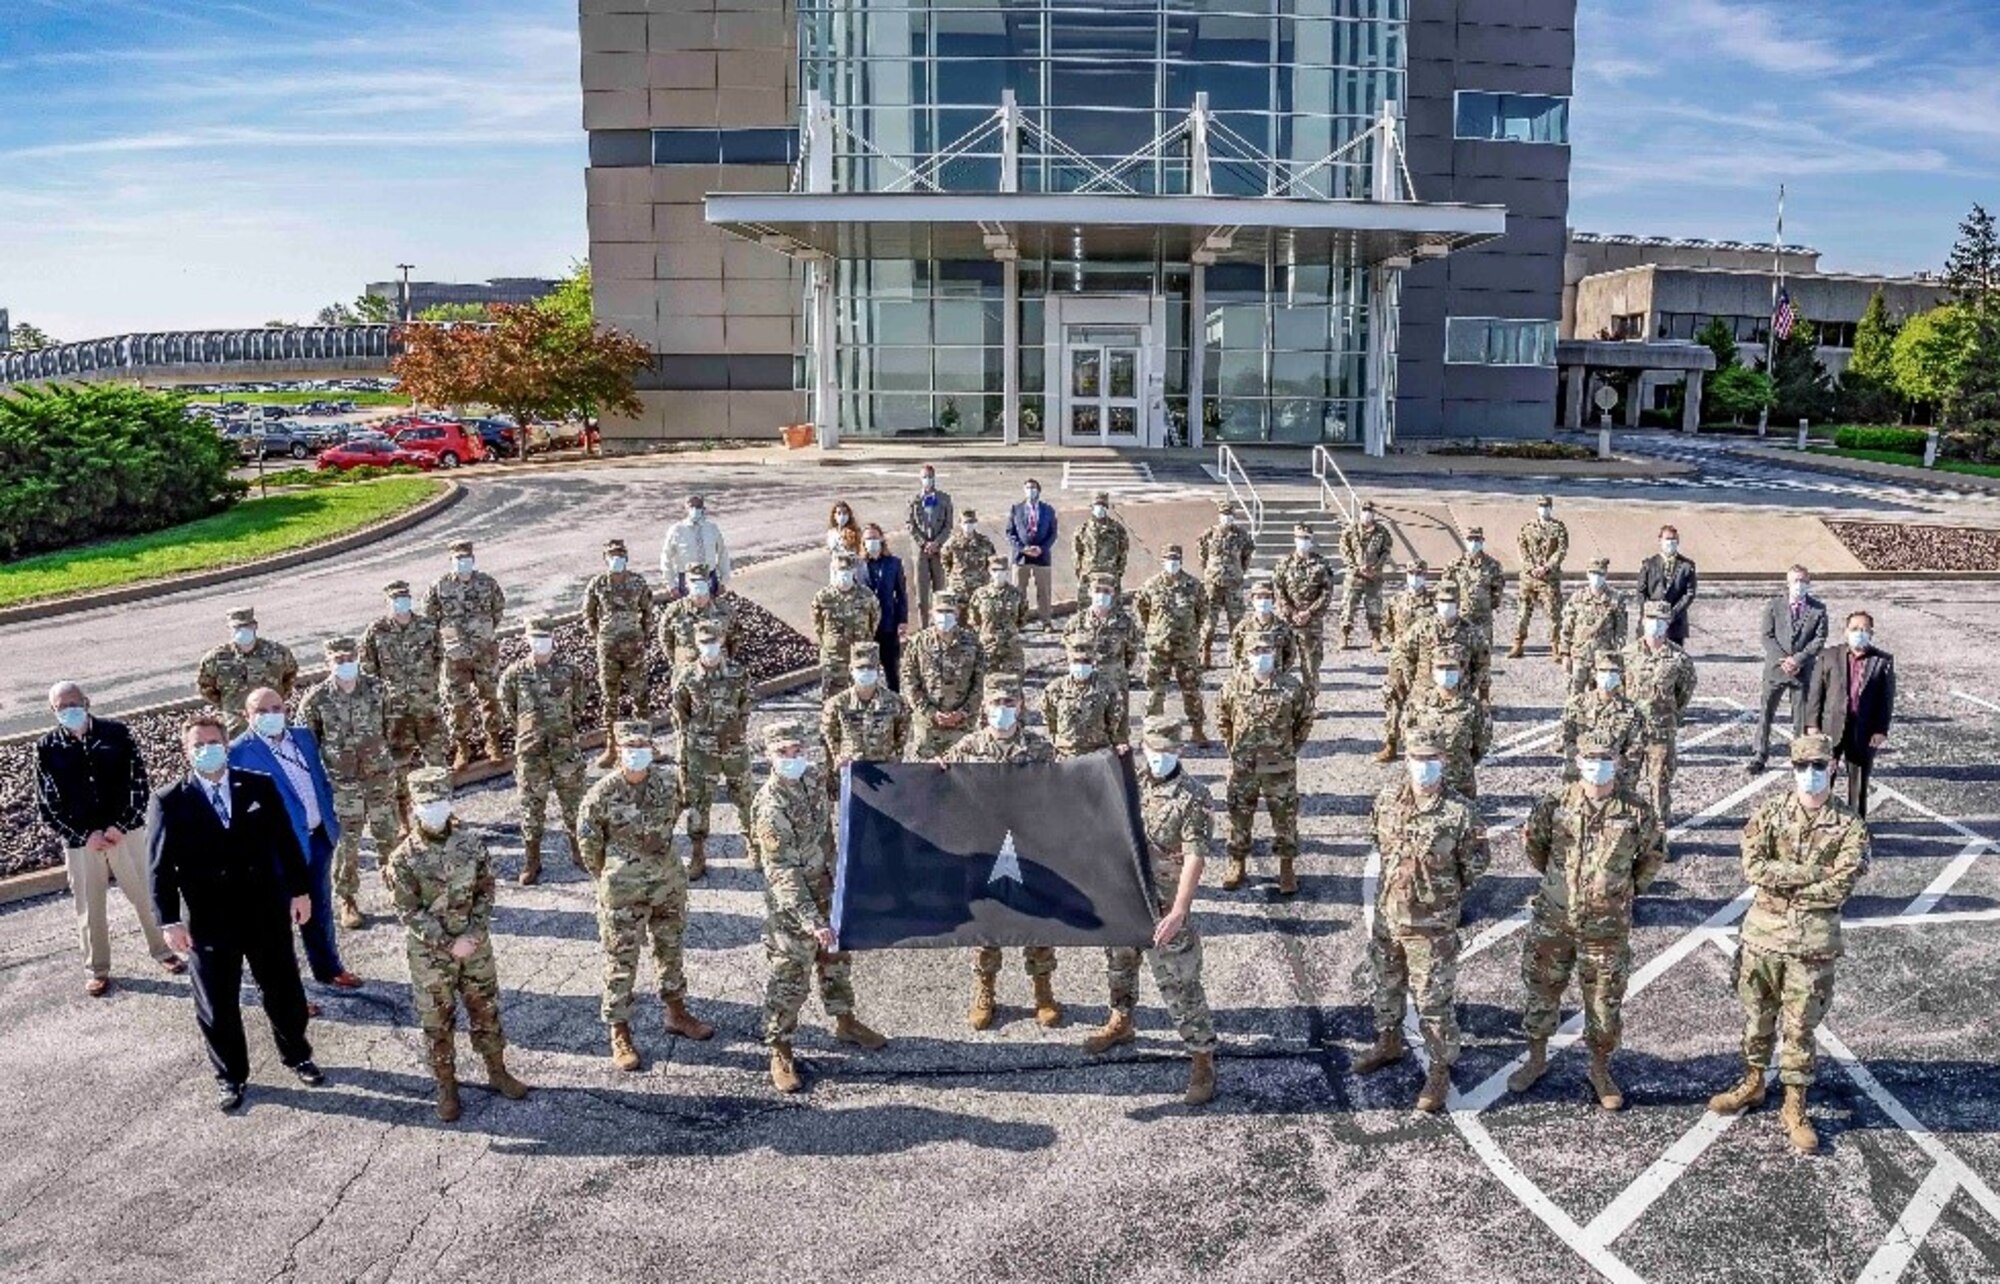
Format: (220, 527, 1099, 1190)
(0, 324, 486, 390)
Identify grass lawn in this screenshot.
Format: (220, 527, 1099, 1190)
(0, 477, 444, 608)
(212, 389, 410, 407)
(1814, 447, 2000, 479)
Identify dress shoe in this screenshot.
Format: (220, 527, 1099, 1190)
(159, 955, 188, 975)
(290, 1060, 326, 1087)
(216, 1081, 246, 1113)
(85, 976, 111, 997)
(1745, 757, 1767, 775)
(328, 972, 364, 990)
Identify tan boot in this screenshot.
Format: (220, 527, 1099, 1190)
(1277, 855, 1298, 896)
(1185, 1050, 1217, 1107)
(336, 896, 364, 930)
(483, 1050, 530, 1100)
(450, 743, 474, 773)
(1201, 640, 1214, 670)
(518, 835, 542, 887)
(596, 745, 617, 769)
(1506, 638, 1526, 659)
(686, 837, 707, 882)
(1220, 854, 1247, 891)
(663, 996, 715, 1041)
(1371, 635, 1386, 654)
(1588, 1049, 1624, 1111)
(1189, 718, 1212, 749)
(1415, 1060, 1452, 1113)
(1083, 1010, 1135, 1055)
(1032, 974, 1065, 1028)
(1341, 628, 1354, 651)
(1372, 743, 1397, 764)
(609, 1021, 641, 1072)
(1707, 1067, 1767, 1115)
(1780, 1085, 1819, 1154)
(565, 827, 585, 872)
(1353, 1030, 1406, 1075)
(1507, 1038, 1549, 1094)
(832, 1014, 887, 1050)
(431, 1035, 460, 1123)
(769, 1042, 802, 1094)
(968, 974, 997, 1030)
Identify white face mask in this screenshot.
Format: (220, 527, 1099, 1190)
(686, 508, 704, 524)
(1361, 514, 1376, 527)
(988, 704, 1018, 732)
(699, 641, 723, 662)
(1068, 661, 1094, 682)
(530, 636, 554, 657)
(1437, 603, 1459, 623)
(454, 556, 475, 574)
(774, 754, 811, 780)
(1253, 598, 1275, 617)
(1163, 559, 1182, 576)
(391, 595, 413, 615)
(921, 475, 936, 491)
(1587, 573, 1606, 591)
(1597, 671, 1622, 692)
(1537, 506, 1552, 521)
(833, 569, 854, 589)
(190, 743, 228, 775)
(1091, 592, 1114, 610)
(415, 800, 453, 831)
(56, 706, 88, 732)
(1579, 758, 1617, 787)
(1848, 629, 1872, 650)
(1294, 538, 1312, 553)
(936, 611, 957, 632)
(1795, 765, 1831, 795)
(1788, 580, 1808, 600)
(1408, 758, 1443, 789)
(834, 512, 850, 526)
(1144, 749, 1178, 777)
(865, 538, 883, 555)
(1092, 505, 1108, 519)
(1407, 576, 1426, 592)
(960, 524, 976, 537)
(1434, 669, 1461, 690)
(1467, 539, 1484, 554)
(333, 661, 359, 682)
(1218, 515, 1233, 528)
(620, 747, 653, 772)
(232, 627, 257, 648)
(1251, 653, 1276, 677)
(852, 667, 879, 688)
(1661, 539, 1679, 556)
(254, 711, 287, 739)
(991, 571, 1009, 587)
(1025, 486, 1040, 501)
(608, 556, 627, 573)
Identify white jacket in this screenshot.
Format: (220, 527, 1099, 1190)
(660, 517, 731, 585)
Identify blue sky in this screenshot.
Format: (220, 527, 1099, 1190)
(3, 0, 1998, 339)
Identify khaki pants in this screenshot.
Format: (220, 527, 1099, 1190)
(1013, 563, 1054, 628)
(64, 830, 172, 979)
(913, 546, 947, 626)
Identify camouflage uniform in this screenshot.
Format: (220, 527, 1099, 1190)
(1064, 575, 1141, 691)
(582, 539, 657, 722)
(1383, 583, 1491, 755)
(361, 581, 449, 801)
(1044, 641, 1129, 757)
(1196, 502, 1256, 661)
(900, 593, 987, 758)
(656, 565, 742, 668)
(1397, 648, 1493, 799)
(1217, 646, 1313, 890)
(940, 515, 998, 606)
(1338, 507, 1394, 646)
(1133, 548, 1206, 734)
(1558, 560, 1630, 696)
(1622, 605, 1699, 823)
(1230, 577, 1296, 673)
(812, 552, 882, 701)
(425, 541, 507, 758)
(300, 640, 401, 912)
(1381, 563, 1434, 655)
(968, 555, 1030, 677)
(1272, 526, 1336, 697)
(497, 623, 588, 862)
(1560, 656, 1646, 789)
(1368, 775, 1489, 1067)
(669, 625, 753, 863)
(1071, 493, 1130, 601)
(196, 607, 298, 739)
(578, 727, 692, 1025)
(749, 723, 856, 1048)
(1446, 526, 1507, 649)
(820, 643, 910, 773)
(944, 686, 1059, 985)
(1514, 499, 1569, 653)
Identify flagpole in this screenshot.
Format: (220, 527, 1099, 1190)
(1759, 183, 1783, 436)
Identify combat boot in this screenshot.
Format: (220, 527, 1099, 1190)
(609, 1021, 642, 1072)
(1032, 974, 1065, 1028)
(832, 1014, 887, 1050)
(968, 975, 997, 1030)
(1185, 1051, 1217, 1107)
(1340, 627, 1354, 651)
(336, 896, 364, 930)
(483, 1050, 530, 1100)
(565, 827, 585, 872)
(431, 1036, 460, 1123)
(1371, 635, 1387, 654)
(1415, 1060, 1452, 1113)
(1277, 855, 1298, 896)
(1371, 743, 1396, 764)
(1189, 717, 1212, 749)
(1588, 1049, 1624, 1111)
(686, 837, 707, 881)
(1507, 637, 1526, 659)
(1707, 1067, 1766, 1115)
(1780, 1085, 1819, 1154)
(518, 836, 542, 887)
(769, 1042, 802, 1093)
(663, 997, 715, 1041)
(1201, 639, 1214, 670)
(1083, 1010, 1135, 1055)
(450, 743, 474, 773)
(596, 744, 617, 769)
(1353, 1030, 1405, 1075)
(1220, 854, 1247, 891)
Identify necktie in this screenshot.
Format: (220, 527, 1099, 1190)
(1791, 600, 1801, 622)
(209, 781, 231, 827)
(1027, 505, 1038, 538)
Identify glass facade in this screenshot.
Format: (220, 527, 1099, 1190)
(798, 0, 1409, 441)
(1443, 317, 1559, 367)
(1452, 91, 1569, 145)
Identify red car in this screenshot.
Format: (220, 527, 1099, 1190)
(390, 421, 487, 468)
(317, 436, 437, 471)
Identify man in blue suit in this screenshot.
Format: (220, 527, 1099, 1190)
(229, 687, 363, 991)
(1006, 477, 1058, 633)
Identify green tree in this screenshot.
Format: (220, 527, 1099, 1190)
(315, 292, 398, 326)
(1945, 203, 2000, 309)
(1707, 364, 1773, 424)
(1839, 289, 1904, 423)
(1694, 316, 1739, 372)
(1946, 308, 2000, 428)
(8, 322, 56, 350)
(1891, 304, 1973, 409)
(536, 260, 593, 330)
(416, 302, 494, 323)
(1764, 322, 1835, 424)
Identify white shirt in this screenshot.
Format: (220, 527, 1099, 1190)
(660, 516, 731, 586)
(265, 732, 323, 832)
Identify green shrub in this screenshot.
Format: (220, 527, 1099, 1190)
(1833, 426, 1929, 455)
(0, 385, 244, 561)
(259, 464, 424, 488)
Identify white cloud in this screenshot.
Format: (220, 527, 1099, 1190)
(1668, 0, 1877, 75)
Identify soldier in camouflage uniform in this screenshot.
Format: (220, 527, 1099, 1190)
(1708, 733, 1869, 1155)
(940, 508, 997, 606)
(900, 589, 986, 759)
(1397, 643, 1493, 799)
(1134, 544, 1208, 744)
(1508, 734, 1666, 1111)
(300, 637, 402, 929)
(1272, 522, 1335, 698)
(812, 551, 882, 702)
(656, 563, 742, 668)
(1065, 573, 1141, 693)
(582, 537, 657, 765)
(579, 721, 716, 1072)
(362, 579, 448, 812)
(197, 606, 298, 739)
(1229, 575, 1296, 674)
(1560, 652, 1646, 790)
(1558, 556, 1629, 696)
(1044, 637, 1129, 757)
(386, 768, 529, 1122)
(1217, 632, 1313, 895)
(1071, 490, 1130, 604)
(945, 676, 1063, 1030)
(1447, 524, 1507, 650)
(669, 620, 752, 880)
(1356, 732, 1490, 1112)
(1196, 499, 1256, 667)
(752, 721, 888, 1093)
(1511, 495, 1569, 659)
(820, 642, 910, 785)
(969, 553, 1030, 677)
(1382, 559, 1434, 655)
(1338, 500, 1394, 650)
(1379, 581, 1491, 762)
(425, 539, 507, 769)
(1081, 715, 1219, 1106)
(1622, 599, 1699, 824)
(497, 616, 587, 886)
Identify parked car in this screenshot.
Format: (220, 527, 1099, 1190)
(462, 417, 523, 457)
(317, 437, 437, 471)
(390, 421, 487, 468)
(223, 423, 316, 461)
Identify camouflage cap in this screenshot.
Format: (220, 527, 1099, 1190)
(1642, 599, 1671, 619)
(1405, 730, 1443, 756)
(959, 507, 978, 522)
(1589, 556, 1611, 573)
(831, 550, 858, 568)
(1216, 498, 1237, 513)
(761, 719, 808, 749)
(1293, 522, 1315, 537)
(1141, 715, 1184, 750)
(1244, 630, 1278, 651)
(1247, 575, 1276, 597)
(1162, 543, 1184, 559)
(1790, 731, 1835, 764)
(382, 578, 411, 596)
(407, 767, 453, 803)
(1092, 490, 1111, 505)
(1360, 499, 1377, 513)
(848, 641, 881, 667)
(604, 537, 628, 554)
(1576, 731, 1618, 757)
(525, 615, 557, 635)
(987, 554, 1010, 570)
(613, 719, 654, 745)
(934, 589, 963, 609)
(227, 606, 257, 626)
(1537, 494, 1554, 507)
(449, 539, 474, 555)
(1063, 636, 1096, 658)
(1434, 580, 1460, 601)
(1594, 650, 1625, 671)
(683, 562, 711, 578)
(983, 673, 1023, 701)
(323, 636, 358, 656)
(1464, 525, 1485, 539)
(1089, 573, 1118, 591)
(694, 620, 724, 643)
(1432, 644, 1466, 667)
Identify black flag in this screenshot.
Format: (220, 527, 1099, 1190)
(833, 750, 1160, 951)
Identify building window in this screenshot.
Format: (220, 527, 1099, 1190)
(1444, 317, 1558, 367)
(652, 128, 800, 166)
(1609, 312, 1645, 340)
(1453, 91, 1570, 145)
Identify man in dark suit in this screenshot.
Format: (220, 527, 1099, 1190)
(229, 688, 362, 991)
(859, 521, 910, 690)
(1805, 610, 1897, 816)
(1749, 565, 1829, 772)
(150, 712, 325, 1111)
(1006, 477, 1059, 632)
(1635, 523, 1698, 645)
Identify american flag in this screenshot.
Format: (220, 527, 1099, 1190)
(1773, 288, 1797, 341)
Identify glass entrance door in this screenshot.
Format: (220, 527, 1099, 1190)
(1065, 327, 1144, 445)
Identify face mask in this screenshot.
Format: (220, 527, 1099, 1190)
(334, 661, 359, 682)
(936, 611, 957, 631)
(991, 571, 1009, 587)
(1435, 669, 1461, 690)
(620, 747, 653, 772)
(1438, 603, 1459, 622)
(1788, 581, 1807, 600)
(687, 509, 704, 524)
(922, 476, 936, 491)
(1407, 576, 1425, 592)
(774, 754, 811, 781)
(1579, 758, 1617, 787)
(960, 524, 976, 537)
(1644, 619, 1668, 641)
(1163, 559, 1182, 576)
(232, 627, 257, 648)
(1661, 540, 1679, 556)
(454, 557, 475, 574)
(1408, 759, 1443, 789)
(1091, 592, 1114, 610)
(1587, 573, 1606, 592)
(1025, 486, 1040, 501)
(1362, 515, 1376, 527)
(391, 595, 413, 614)
(699, 641, 723, 661)
(988, 704, 1019, 732)
(1848, 630, 1872, 650)
(56, 706, 88, 732)
(1597, 672, 1622, 692)
(687, 579, 710, 598)
(834, 512, 850, 526)
(1144, 750, 1178, 778)
(834, 570, 854, 589)
(1092, 505, 1108, 519)
(254, 711, 287, 739)
(191, 743, 228, 775)
(1218, 515, 1233, 528)
(1467, 539, 1484, 554)
(608, 556, 627, 572)
(1537, 506, 1552, 520)
(530, 636, 554, 657)
(1253, 599, 1275, 617)
(1295, 538, 1312, 553)
(865, 538, 883, 555)
(1795, 765, 1831, 795)
(1251, 653, 1275, 677)
(1069, 661, 1094, 682)
(415, 801, 453, 831)
(852, 667, 879, 688)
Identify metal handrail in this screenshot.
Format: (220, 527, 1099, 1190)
(1214, 443, 1264, 537)
(1311, 444, 1360, 525)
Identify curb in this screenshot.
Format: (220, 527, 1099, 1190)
(0, 480, 465, 627)
(0, 869, 67, 907)
(1728, 445, 2000, 497)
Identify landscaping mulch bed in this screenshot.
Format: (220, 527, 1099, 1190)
(1823, 520, 2000, 572)
(1, 594, 815, 879)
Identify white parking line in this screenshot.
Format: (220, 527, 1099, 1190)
(1854, 1166, 1962, 1284)
(1450, 1113, 1649, 1284)
(1818, 1025, 2000, 1224)
(1903, 838, 1993, 917)
(1950, 689, 2000, 714)
(1582, 1108, 1746, 1250)
(1846, 907, 2000, 930)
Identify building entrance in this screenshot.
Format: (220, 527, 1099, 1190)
(1063, 328, 1145, 445)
